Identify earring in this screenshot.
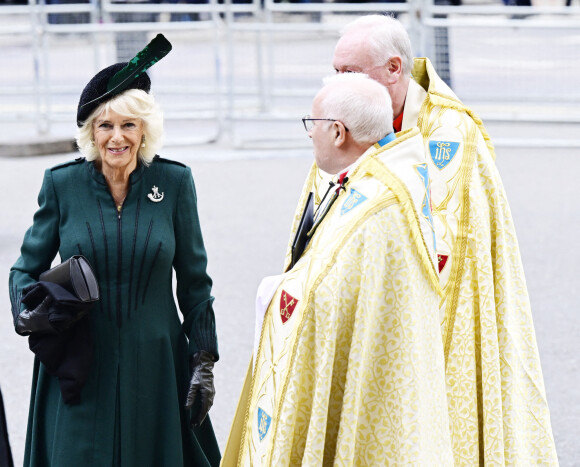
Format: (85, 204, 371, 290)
(141, 136, 146, 148)
(90, 140, 95, 147)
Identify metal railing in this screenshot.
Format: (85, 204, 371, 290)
(1, 0, 579, 148)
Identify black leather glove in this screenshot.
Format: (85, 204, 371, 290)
(16, 282, 91, 336)
(15, 294, 56, 336)
(185, 350, 216, 428)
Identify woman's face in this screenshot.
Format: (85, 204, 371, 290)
(92, 108, 144, 173)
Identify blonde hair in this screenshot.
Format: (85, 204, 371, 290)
(76, 89, 164, 166)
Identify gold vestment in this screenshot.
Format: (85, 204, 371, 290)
(223, 129, 453, 466)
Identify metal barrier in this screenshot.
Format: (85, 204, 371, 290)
(0, 0, 579, 148)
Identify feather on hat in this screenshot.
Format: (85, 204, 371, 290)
(76, 33, 172, 127)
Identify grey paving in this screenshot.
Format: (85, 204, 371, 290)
(1, 142, 579, 466)
(1, 8, 579, 466)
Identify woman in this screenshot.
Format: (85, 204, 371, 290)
(8, 35, 220, 466)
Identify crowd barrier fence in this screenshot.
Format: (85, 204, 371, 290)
(1, 0, 579, 148)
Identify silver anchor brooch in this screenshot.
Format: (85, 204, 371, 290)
(148, 185, 164, 203)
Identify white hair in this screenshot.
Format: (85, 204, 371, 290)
(341, 15, 413, 77)
(76, 89, 164, 166)
(320, 73, 393, 144)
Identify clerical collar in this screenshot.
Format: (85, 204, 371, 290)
(375, 132, 396, 148)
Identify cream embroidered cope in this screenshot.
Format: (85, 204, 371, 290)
(226, 129, 452, 466)
(270, 58, 558, 466)
(404, 58, 557, 465)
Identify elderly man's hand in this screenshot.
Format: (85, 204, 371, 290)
(185, 350, 216, 428)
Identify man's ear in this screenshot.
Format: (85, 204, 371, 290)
(333, 121, 347, 147)
(386, 56, 403, 84)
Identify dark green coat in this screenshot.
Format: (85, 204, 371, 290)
(9, 156, 220, 466)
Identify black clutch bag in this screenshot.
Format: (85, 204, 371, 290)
(16, 255, 100, 336)
(39, 255, 100, 303)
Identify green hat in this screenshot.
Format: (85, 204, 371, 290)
(76, 33, 172, 127)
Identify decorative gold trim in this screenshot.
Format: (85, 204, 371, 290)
(362, 157, 441, 295)
(441, 121, 478, 364)
(349, 128, 440, 291)
(413, 62, 484, 363)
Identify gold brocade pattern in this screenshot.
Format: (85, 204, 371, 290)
(272, 205, 452, 466)
(231, 132, 453, 466)
(410, 58, 558, 465)
(275, 58, 558, 467)
(362, 156, 440, 292)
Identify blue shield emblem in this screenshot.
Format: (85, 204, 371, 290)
(429, 140, 460, 169)
(257, 407, 272, 441)
(341, 189, 367, 215)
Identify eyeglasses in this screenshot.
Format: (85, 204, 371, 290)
(302, 115, 349, 132)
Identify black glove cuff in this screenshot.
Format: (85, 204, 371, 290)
(191, 350, 216, 368)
